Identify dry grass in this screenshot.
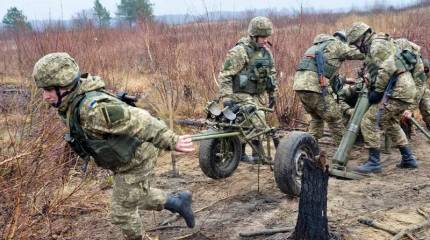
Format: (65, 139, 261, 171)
(0, 4, 430, 238)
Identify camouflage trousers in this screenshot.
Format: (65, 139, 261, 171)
(419, 88, 430, 129)
(228, 93, 268, 129)
(361, 99, 410, 149)
(296, 90, 345, 144)
(111, 144, 167, 239)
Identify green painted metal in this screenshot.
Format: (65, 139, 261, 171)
(329, 166, 367, 180)
(409, 117, 430, 140)
(191, 131, 241, 141)
(332, 88, 369, 167)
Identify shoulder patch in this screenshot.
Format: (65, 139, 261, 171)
(101, 104, 126, 126)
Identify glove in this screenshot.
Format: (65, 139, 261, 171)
(268, 96, 276, 108)
(368, 91, 383, 104)
(346, 108, 354, 117)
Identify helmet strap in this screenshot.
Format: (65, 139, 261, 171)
(52, 75, 80, 108)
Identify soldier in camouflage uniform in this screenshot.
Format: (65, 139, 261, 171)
(218, 16, 277, 162)
(403, 58, 430, 129)
(32, 53, 196, 240)
(346, 22, 418, 174)
(293, 31, 364, 144)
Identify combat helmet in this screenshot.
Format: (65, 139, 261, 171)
(333, 31, 347, 42)
(248, 16, 273, 37)
(33, 52, 80, 89)
(346, 22, 371, 44)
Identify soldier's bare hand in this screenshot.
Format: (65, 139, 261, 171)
(402, 110, 412, 120)
(175, 135, 195, 153)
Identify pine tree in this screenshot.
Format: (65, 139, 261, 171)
(116, 0, 153, 26)
(2, 7, 31, 30)
(93, 0, 111, 27)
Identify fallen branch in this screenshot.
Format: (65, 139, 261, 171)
(358, 218, 399, 235)
(391, 220, 430, 240)
(173, 230, 201, 240)
(147, 225, 186, 232)
(238, 227, 293, 237)
(417, 208, 429, 219)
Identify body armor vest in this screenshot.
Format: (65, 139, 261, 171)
(65, 91, 142, 171)
(232, 43, 275, 95)
(296, 37, 338, 79)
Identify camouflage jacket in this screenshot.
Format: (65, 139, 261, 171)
(293, 34, 364, 93)
(394, 38, 426, 107)
(364, 33, 416, 103)
(58, 74, 179, 173)
(218, 36, 277, 98)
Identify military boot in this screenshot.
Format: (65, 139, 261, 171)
(354, 148, 382, 173)
(396, 145, 418, 169)
(240, 144, 251, 162)
(164, 191, 195, 228)
(241, 142, 260, 164)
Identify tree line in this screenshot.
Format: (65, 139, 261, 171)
(2, 0, 154, 30)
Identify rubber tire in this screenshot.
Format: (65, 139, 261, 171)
(198, 130, 242, 179)
(274, 131, 319, 197)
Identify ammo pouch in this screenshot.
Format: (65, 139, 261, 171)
(82, 134, 142, 170)
(68, 91, 142, 171)
(396, 49, 417, 72)
(232, 44, 274, 95)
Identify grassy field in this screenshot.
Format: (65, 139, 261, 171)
(1, 3, 430, 239)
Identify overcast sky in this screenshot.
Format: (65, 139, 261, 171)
(0, 0, 418, 21)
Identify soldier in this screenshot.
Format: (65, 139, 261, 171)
(293, 31, 364, 144)
(218, 16, 277, 162)
(346, 22, 418, 174)
(403, 58, 430, 129)
(32, 52, 196, 240)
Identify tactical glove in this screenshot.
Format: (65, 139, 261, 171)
(368, 91, 383, 104)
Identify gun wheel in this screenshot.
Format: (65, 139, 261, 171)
(198, 130, 242, 179)
(274, 131, 319, 197)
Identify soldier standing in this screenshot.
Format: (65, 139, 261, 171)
(346, 22, 418, 174)
(293, 31, 364, 144)
(32, 52, 196, 240)
(218, 16, 278, 162)
(403, 58, 430, 130)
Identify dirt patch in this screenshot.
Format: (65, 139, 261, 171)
(14, 131, 430, 240)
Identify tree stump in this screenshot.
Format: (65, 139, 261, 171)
(292, 153, 330, 240)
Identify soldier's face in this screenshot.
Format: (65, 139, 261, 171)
(256, 36, 270, 48)
(42, 88, 66, 106)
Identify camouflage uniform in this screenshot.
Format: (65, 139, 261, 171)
(218, 18, 277, 124)
(346, 22, 418, 173)
(33, 53, 194, 240)
(218, 17, 277, 159)
(417, 59, 430, 129)
(359, 35, 416, 149)
(293, 33, 364, 143)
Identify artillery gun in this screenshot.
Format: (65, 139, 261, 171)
(189, 100, 320, 196)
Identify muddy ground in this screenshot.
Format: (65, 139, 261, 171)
(37, 130, 430, 240)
